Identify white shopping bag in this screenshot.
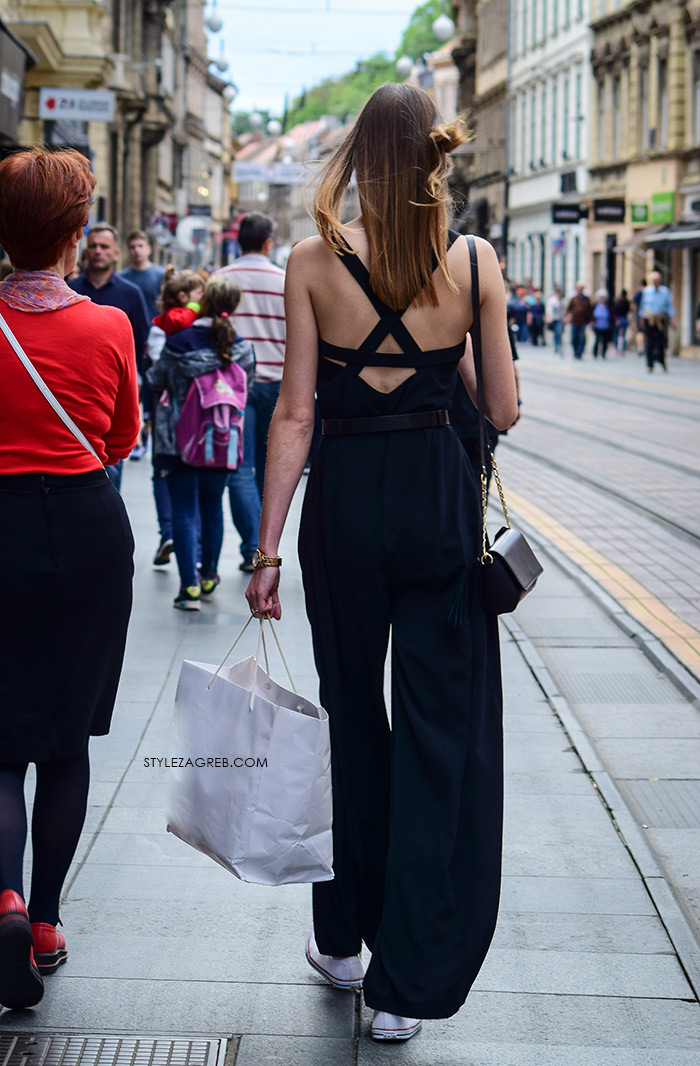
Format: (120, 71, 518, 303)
(165, 619, 334, 886)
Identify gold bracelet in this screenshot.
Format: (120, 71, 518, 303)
(252, 549, 282, 569)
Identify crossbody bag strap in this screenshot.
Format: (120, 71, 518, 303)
(0, 308, 103, 465)
(466, 237, 511, 560)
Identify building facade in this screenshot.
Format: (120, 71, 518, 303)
(1, 0, 232, 266)
(508, 0, 591, 293)
(588, 0, 700, 352)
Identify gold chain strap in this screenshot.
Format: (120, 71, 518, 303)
(480, 447, 511, 566)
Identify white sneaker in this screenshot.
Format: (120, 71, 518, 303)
(371, 1011, 423, 1041)
(305, 933, 364, 989)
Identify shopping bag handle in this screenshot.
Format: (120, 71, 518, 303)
(207, 616, 297, 695)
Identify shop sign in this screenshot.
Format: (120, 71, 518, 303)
(651, 192, 675, 224)
(188, 204, 212, 217)
(630, 202, 649, 224)
(552, 204, 582, 224)
(39, 88, 115, 122)
(593, 199, 626, 223)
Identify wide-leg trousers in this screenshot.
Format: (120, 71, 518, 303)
(298, 432, 504, 1019)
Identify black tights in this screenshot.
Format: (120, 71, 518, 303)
(0, 746, 90, 925)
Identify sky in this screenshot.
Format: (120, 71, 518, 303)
(205, 0, 424, 115)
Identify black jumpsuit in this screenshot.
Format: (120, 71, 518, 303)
(298, 241, 503, 1020)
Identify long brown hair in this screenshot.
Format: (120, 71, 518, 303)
(314, 83, 468, 311)
(201, 274, 241, 364)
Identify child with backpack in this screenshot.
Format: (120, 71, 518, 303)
(146, 275, 255, 610)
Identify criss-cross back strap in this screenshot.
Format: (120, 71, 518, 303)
(335, 230, 461, 358)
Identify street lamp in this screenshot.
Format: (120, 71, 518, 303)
(205, 0, 223, 33)
(396, 54, 413, 78)
(267, 119, 282, 137)
(432, 11, 455, 42)
(249, 112, 263, 129)
(223, 84, 238, 103)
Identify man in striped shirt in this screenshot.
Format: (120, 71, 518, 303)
(213, 213, 286, 569)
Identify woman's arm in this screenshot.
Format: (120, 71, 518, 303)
(245, 243, 319, 619)
(458, 238, 518, 431)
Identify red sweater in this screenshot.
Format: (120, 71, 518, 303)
(0, 301, 139, 474)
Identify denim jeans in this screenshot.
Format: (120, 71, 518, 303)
(167, 463, 229, 588)
(613, 317, 628, 351)
(571, 323, 587, 359)
(153, 462, 173, 543)
(552, 319, 563, 352)
(227, 405, 261, 563)
(248, 380, 281, 499)
(105, 460, 123, 491)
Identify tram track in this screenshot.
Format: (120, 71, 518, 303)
(502, 440, 700, 548)
(521, 366, 700, 420)
(520, 413, 700, 480)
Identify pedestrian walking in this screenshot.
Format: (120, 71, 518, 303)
(545, 283, 565, 354)
(638, 272, 675, 372)
(0, 146, 139, 1010)
(146, 274, 255, 610)
(213, 213, 285, 569)
(613, 289, 630, 353)
(592, 290, 612, 359)
(245, 84, 518, 1042)
(120, 229, 165, 320)
(632, 278, 646, 354)
(527, 291, 545, 346)
(69, 224, 149, 489)
(147, 268, 205, 566)
(564, 281, 593, 359)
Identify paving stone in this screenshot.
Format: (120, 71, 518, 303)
(500, 875, 657, 915)
(236, 1036, 354, 1065)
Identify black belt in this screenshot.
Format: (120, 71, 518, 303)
(322, 410, 450, 436)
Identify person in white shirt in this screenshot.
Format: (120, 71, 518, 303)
(213, 213, 286, 569)
(545, 284, 565, 355)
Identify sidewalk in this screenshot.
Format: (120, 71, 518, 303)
(2, 460, 699, 1064)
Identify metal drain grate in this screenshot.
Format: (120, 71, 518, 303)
(553, 671, 677, 705)
(622, 780, 700, 829)
(0, 1035, 226, 1066)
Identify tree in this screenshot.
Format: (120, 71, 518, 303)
(285, 54, 399, 127)
(396, 1, 444, 61)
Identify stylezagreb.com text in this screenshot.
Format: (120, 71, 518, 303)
(143, 757, 268, 768)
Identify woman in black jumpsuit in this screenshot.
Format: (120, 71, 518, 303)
(246, 84, 518, 1041)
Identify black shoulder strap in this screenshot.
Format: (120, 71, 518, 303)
(466, 235, 487, 477)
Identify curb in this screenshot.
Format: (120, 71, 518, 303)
(502, 605, 700, 1003)
(502, 506, 700, 708)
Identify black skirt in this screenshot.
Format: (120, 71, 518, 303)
(0, 470, 134, 762)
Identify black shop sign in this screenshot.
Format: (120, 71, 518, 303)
(593, 199, 626, 223)
(552, 204, 584, 224)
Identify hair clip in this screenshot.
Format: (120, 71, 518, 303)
(220, 311, 229, 317)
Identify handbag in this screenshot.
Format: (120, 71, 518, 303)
(165, 616, 334, 886)
(467, 235, 543, 614)
(0, 308, 105, 467)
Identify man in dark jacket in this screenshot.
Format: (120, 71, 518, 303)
(565, 282, 593, 360)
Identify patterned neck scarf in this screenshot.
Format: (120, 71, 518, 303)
(0, 269, 88, 312)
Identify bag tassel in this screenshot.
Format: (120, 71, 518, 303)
(444, 567, 470, 628)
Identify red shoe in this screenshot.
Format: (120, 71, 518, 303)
(0, 889, 44, 1008)
(31, 922, 67, 975)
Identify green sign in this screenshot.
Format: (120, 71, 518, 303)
(630, 202, 649, 223)
(651, 192, 675, 224)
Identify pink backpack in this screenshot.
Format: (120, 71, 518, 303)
(176, 364, 247, 469)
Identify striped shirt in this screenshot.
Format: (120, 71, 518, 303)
(214, 254, 286, 383)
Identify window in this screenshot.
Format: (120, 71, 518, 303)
(541, 82, 547, 165)
(552, 0, 558, 35)
(551, 78, 558, 163)
(562, 75, 570, 160)
(694, 52, 700, 147)
(532, 0, 538, 44)
(521, 94, 527, 172)
(612, 76, 622, 157)
(639, 65, 649, 152)
(530, 86, 537, 168)
(563, 0, 570, 27)
(658, 58, 668, 148)
(574, 71, 582, 158)
(522, 0, 528, 53)
(597, 78, 606, 162)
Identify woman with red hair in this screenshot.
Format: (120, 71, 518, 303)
(0, 147, 139, 1009)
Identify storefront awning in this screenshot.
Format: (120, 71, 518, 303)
(0, 18, 35, 144)
(646, 222, 700, 248)
(613, 225, 665, 252)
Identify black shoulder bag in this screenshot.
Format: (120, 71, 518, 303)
(467, 235, 543, 614)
